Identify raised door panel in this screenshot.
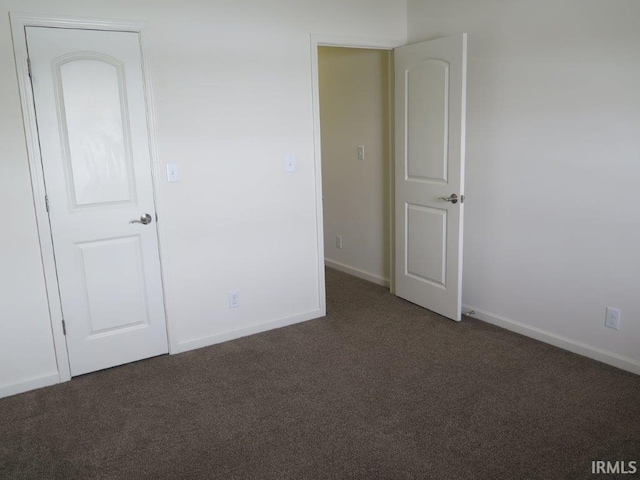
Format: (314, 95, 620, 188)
(406, 204, 447, 287)
(54, 54, 136, 208)
(406, 60, 449, 184)
(77, 235, 149, 335)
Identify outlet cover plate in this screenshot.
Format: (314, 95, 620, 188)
(605, 307, 620, 330)
(228, 290, 240, 309)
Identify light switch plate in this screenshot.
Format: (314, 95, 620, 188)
(285, 155, 296, 173)
(167, 163, 179, 182)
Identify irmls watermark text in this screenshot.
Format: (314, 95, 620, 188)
(592, 461, 637, 475)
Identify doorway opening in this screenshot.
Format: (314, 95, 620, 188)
(317, 46, 394, 290)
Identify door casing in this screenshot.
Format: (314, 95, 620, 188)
(10, 12, 177, 383)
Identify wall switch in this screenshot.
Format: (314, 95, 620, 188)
(228, 290, 240, 309)
(167, 163, 179, 182)
(285, 155, 296, 173)
(605, 307, 620, 329)
(357, 145, 365, 160)
(336, 235, 343, 249)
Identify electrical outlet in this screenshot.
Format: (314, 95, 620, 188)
(357, 145, 365, 160)
(336, 235, 343, 249)
(228, 290, 240, 309)
(605, 307, 620, 330)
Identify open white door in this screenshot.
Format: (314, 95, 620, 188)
(394, 34, 467, 321)
(26, 26, 168, 375)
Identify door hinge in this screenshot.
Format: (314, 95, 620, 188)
(27, 58, 32, 78)
(45, 195, 50, 212)
(62, 319, 66, 335)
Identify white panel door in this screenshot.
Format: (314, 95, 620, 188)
(26, 27, 168, 376)
(395, 35, 467, 321)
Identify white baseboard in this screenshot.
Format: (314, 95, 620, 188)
(463, 304, 640, 376)
(176, 308, 324, 353)
(0, 372, 60, 399)
(325, 258, 389, 287)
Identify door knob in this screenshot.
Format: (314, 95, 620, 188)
(439, 193, 459, 204)
(130, 213, 152, 225)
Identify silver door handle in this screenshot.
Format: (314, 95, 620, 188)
(130, 213, 152, 225)
(439, 193, 459, 204)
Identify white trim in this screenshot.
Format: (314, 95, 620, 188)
(310, 33, 403, 50)
(136, 23, 178, 355)
(325, 259, 389, 287)
(386, 51, 396, 295)
(463, 304, 640, 376)
(9, 12, 146, 31)
(0, 373, 59, 399)
(10, 13, 71, 382)
(8, 12, 175, 382)
(310, 38, 327, 319)
(310, 34, 404, 309)
(176, 309, 324, 353)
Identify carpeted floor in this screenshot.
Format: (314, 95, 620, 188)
(1, 267, 639, 479)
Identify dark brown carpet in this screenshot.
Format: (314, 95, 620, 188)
(1, 267, 639, 479)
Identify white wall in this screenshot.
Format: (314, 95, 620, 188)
(407, 0, 640, 372)
(319, 47, 391, 286)
(0, 0, 407, 397)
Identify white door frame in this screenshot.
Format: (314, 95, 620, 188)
(9, 12, 177, 383)
(310, 34, 404, 296)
